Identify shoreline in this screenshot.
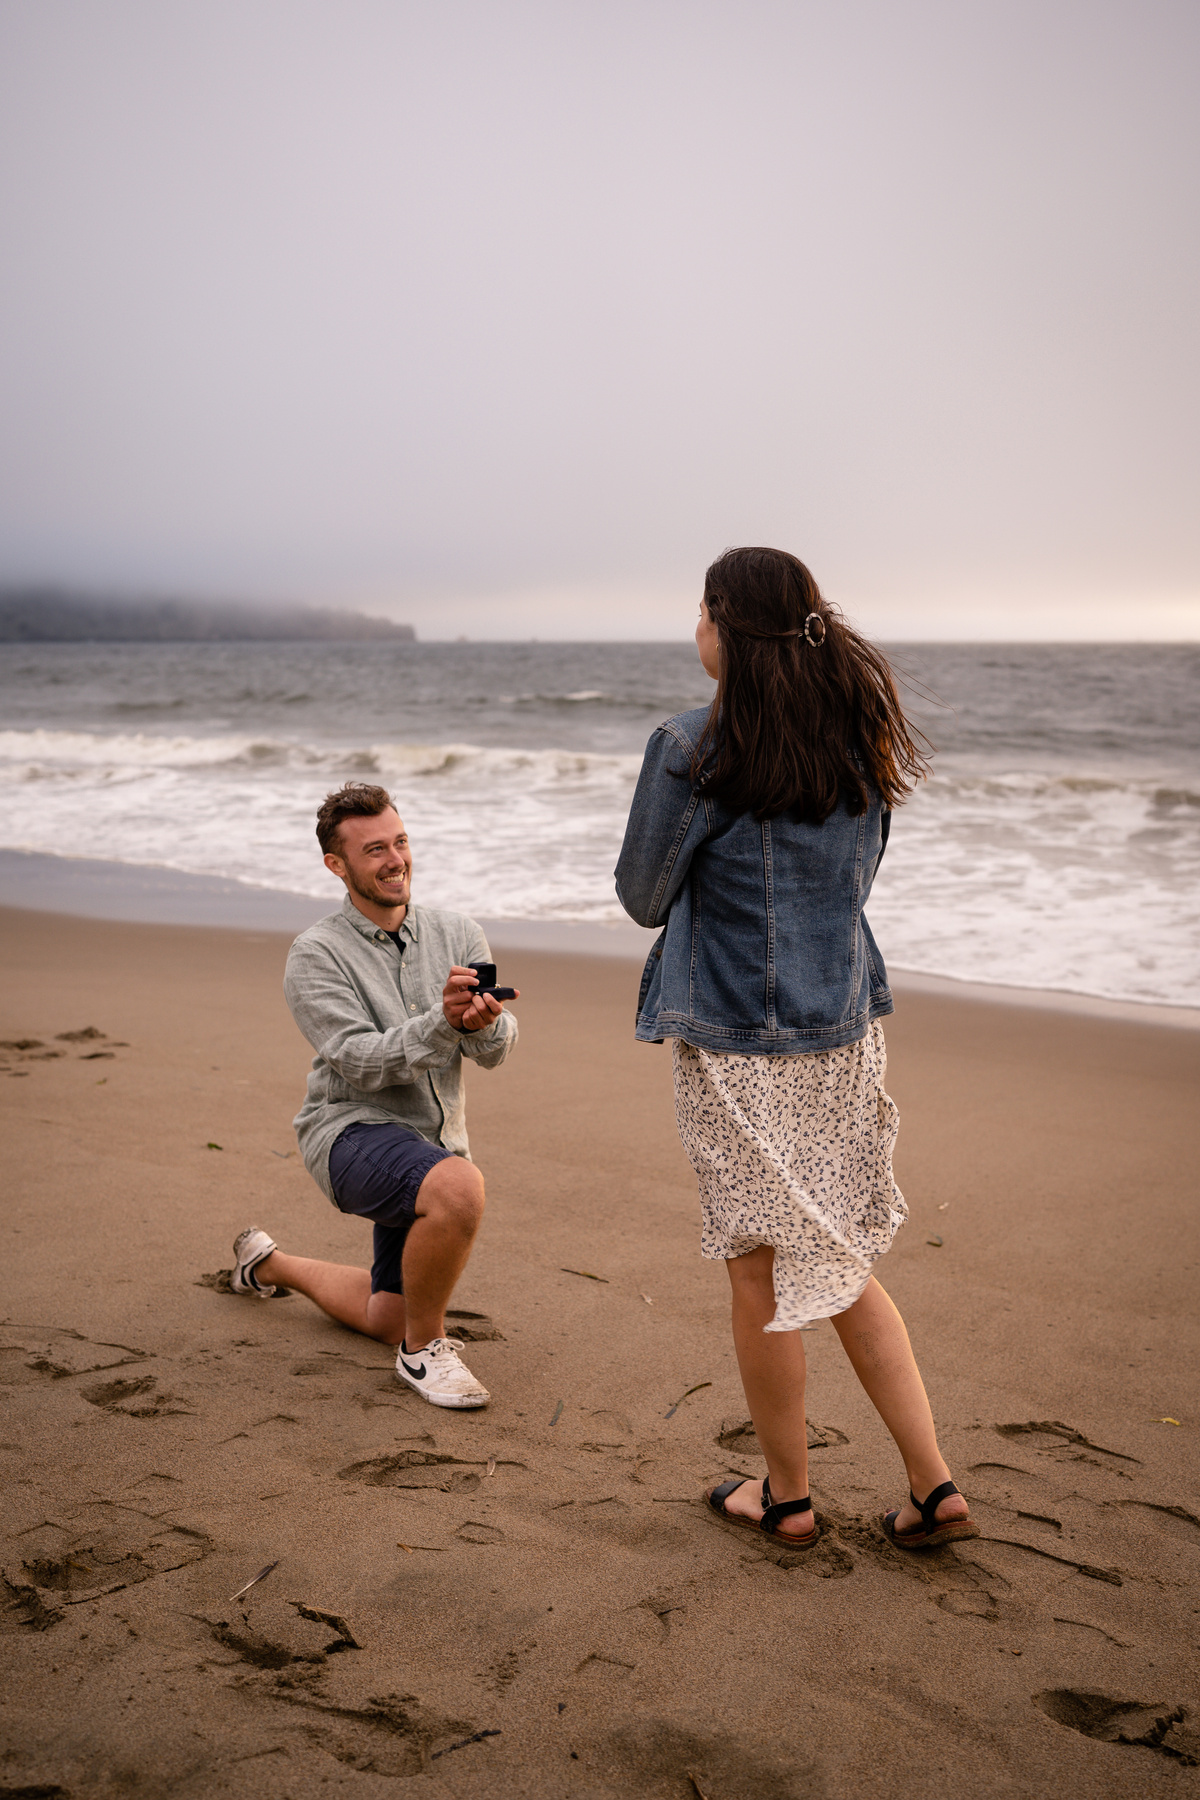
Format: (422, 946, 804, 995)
(1, 844, 1197, 1030)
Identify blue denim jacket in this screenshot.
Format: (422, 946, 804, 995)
(615, 708, 894, 1053)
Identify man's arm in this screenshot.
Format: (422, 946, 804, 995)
(284, 938, 465, 1090)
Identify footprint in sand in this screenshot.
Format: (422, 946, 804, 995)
(337, 1451, 521, 1489)
(714, 1417, 848, 1454)
(444, 1309, 504, 1341)
(0, 1326, 150, 1387)
(935, 1559, 1008, 1620)
(456, 1521, 504, 1545)
(80, 1375, 193, 1418)
(1116, 1501, 1200, 1545)
(263, 1693, 481, 1778)
(1034, 1689, 1198, 1764)
(4, 1506, 213, 1628)
(994, 1421, 1141, 1467)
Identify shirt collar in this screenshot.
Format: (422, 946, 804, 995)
(340, 892, 419, 945)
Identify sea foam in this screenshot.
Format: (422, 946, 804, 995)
(1, 722, 1196, 1006)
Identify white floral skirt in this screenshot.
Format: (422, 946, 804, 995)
(671, 1023, 907, 1330)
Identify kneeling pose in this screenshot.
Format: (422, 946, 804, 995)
(230, 781, 517, 1410)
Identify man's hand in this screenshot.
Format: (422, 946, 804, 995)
(442, 966, 520, 1033)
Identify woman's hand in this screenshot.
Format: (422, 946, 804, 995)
(442, 966, 519, 1033)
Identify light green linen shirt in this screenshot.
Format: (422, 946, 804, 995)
(284, 893, 517, 1203)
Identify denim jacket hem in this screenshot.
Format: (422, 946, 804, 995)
(634, 990, 894, 1054)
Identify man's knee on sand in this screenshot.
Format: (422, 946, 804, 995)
(416, 1156, 486, 1235)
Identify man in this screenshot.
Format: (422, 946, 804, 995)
(227, 782, 518, 1410)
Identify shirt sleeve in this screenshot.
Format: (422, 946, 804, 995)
(284, 938, 465, 1091)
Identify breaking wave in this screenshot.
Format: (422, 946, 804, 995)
(1, 722, 1197, 1006)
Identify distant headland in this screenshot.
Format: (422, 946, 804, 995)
(0, 589, 416, 643)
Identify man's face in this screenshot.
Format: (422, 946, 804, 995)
(326, 807, 413, 912)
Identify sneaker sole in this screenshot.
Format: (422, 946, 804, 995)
(394, 1368, 488, 1409)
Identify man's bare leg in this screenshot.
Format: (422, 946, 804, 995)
(254, 1157, 485, 1350)
(250, 1253, 406, 1344)
(398, 1159, 485, 1349)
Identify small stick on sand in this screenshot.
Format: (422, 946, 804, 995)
(665, 1381, 712, 1420)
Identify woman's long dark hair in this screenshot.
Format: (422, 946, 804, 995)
(692, 546, 929, 821)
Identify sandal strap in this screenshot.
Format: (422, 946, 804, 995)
(760, 1476, 813, 1535)
(910, 1479, 960, 1537)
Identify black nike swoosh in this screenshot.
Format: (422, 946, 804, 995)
(400, 1357, 427, 1380)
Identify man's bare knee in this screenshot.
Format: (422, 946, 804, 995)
(417, 1157, 485, 1230)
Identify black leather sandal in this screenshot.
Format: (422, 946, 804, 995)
(882, 1479, 979, 1550)
(705, 1476, 820, 1549)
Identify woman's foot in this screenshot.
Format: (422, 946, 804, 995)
(884, 1479, 978, 1549)
(891, 1484, 969, 1534)
(711, 1478, 816, 1540)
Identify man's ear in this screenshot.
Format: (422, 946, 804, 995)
(323, 852, 346, 880)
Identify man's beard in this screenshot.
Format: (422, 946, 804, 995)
(349, 867, 409, 908)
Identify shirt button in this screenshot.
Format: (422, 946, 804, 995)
(410, 1004, 417, 1012)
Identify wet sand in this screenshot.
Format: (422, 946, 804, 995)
(1, 903, 1198, 1799)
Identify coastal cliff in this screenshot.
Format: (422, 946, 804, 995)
(0, 589, 415, 642)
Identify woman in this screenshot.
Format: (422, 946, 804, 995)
(615, 546, 976, 1552)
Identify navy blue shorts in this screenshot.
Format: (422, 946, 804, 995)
(328, 1122, 453, 1296)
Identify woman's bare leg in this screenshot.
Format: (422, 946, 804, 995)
(719, 1247, 814, 1538)
(831, 1275, 968, 1529)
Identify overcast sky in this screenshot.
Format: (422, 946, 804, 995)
(1, 1, 1197, 640)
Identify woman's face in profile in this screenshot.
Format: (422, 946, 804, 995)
(696, 598, 720, 679)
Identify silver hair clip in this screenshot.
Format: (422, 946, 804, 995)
(803, 612, 826, 646)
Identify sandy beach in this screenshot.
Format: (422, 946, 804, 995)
(2, 901, 1198, 1799)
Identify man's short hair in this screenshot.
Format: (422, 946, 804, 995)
(316, 783, 396, 856)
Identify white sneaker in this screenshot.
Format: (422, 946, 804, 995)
(395, 1337, 489, 1409)
(230, 1226, 279, 1297)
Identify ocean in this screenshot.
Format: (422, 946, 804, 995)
(1, 640, 1196, 1008)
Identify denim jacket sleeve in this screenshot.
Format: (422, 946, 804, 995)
(615, 721, 711, 929)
